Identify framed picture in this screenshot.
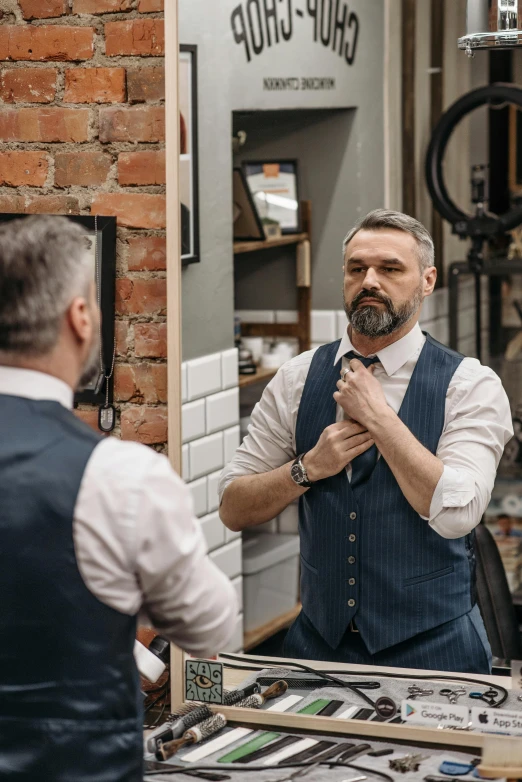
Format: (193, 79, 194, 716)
(232, 167, 264, 241)
(180, 44, 200, 265)
(242, 160, 301, 235)
(0, 213, 116, 407)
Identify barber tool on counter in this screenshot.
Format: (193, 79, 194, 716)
(147, 681, 287, 755)
(156, 713, 228, 761)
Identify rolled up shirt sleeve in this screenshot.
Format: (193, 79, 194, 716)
(428, 359, 513, 539)
(218, 352, 315, 502)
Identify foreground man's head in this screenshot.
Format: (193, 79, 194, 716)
(0, 215, 100, 391)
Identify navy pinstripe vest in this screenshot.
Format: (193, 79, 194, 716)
(295, 334, 476, 654)
(0, 396, 142, 782)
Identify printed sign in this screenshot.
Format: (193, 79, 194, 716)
(401, 700, 470, 728)
(471, 707, 522, 736)
(230, 0, 360, 65)
(185, 659, 224, 704)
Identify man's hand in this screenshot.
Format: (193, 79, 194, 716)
(334, 359, 388, 428)
(303, 421, 374, 482)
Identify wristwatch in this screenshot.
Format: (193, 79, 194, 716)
(291, 453, 314, 488)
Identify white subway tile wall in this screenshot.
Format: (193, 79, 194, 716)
(207, 470, 221, 513)
(187, 353, 222, 401)
(210, 539, 242, 580)
(181, 349, 243, 651)
(189, 433, 224, 482)
(181, 363, 188, 404)
(182, 444, 189, 482)
(200, 511, 226, 552)
(182, 399, 206, 444)
(311, 310, 337, 344)
(224, 425, 241, 464)
(206, 388, 240, 435)
(188, 477, 208, 518)
(222, 348, 239, 390)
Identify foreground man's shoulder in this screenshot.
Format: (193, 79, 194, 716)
(89, 437, 183, 488)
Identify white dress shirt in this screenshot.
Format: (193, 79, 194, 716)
(219, 324, 513, 539)
(0, 367, 238, 658)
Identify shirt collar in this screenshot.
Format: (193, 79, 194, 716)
(334, 322, 425, 376)
(0, 366, 73, 409)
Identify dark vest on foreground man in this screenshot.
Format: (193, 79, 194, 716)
(295, 334, 477, 656)
(0, 396, 142, 782)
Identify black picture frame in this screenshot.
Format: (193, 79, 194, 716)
(180, 44, 200, 266)
(0, 213, 117, 407)
(233, 167, 265, 241)
(242, 159, 301, 235)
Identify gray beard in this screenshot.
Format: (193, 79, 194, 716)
(346, 286, 423, 338)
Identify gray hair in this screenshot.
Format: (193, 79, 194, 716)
(343, 209, 435, 271)
(0, 215, 94, 356)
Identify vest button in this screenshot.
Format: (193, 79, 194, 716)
(350, 512, 357, 520)
(348, 599, 356, 607)
(349, 534, 356, 543)
(348, 556, 356, 564)
(349, 578, 356, 586)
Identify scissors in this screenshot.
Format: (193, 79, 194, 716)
(439, 688, 466, 704)
(469, 688, 499, 707)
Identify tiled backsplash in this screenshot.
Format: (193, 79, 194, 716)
(182, 347, 243, 652)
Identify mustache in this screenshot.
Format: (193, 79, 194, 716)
(350, 290, 393, 310)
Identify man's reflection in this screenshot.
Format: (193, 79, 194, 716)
(219, 210, 512, 673)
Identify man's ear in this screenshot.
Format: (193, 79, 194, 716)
(423, 266, 437, 296)
(67, 296, 92, 345)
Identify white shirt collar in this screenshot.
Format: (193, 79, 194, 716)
(334, 322, 425, 376)
(0, 366, 73, 409)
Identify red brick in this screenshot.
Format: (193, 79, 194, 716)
(0, 195, 25, 213)
(116, 278, 166, 316)
(118, 150, 165, 186)
(73, 0, 132, 11)
(0, 151, 48, 186)
(0, 26, 94, 62)
(126, 67, 164, 103)
(99, 105, 164, 143)
(26, 195, 80, 214)
(92, 194, 166, 229)
(74, 408, 103, 432)
(55, 151, 111, 186)
(135, 322, 167, 358)
(138, 0, 164, 10)
(0, 108, 89, 142)
(18, 0, 66, 19)
(0, 68, 57, 103)
(64, 67, 125, 104)
(120, 405, 167, 445)
(115, 320, 131, 357)
(105, 20, 164, 57)
(115, 363, 167, 404)
(127, 235, 166, 271)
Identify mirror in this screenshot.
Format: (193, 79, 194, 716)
(165, 0, 520, 735)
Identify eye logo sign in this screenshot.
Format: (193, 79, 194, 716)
(185, 660, 224, 703)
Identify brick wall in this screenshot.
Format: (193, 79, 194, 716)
(0, 0, 167, 449)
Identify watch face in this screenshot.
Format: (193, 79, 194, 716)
(291, 464, 304, 484)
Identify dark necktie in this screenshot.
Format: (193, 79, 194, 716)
(344, 351, 381, 488)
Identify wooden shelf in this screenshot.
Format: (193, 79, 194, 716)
(234, 233, 309, 255)
(239, 368, 278, 389)
(243, 603, 301, 652)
